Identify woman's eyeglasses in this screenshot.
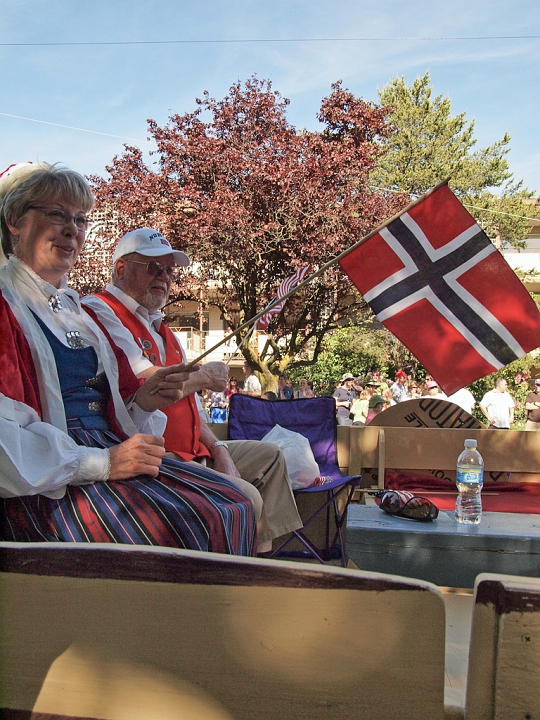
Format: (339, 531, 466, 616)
(124, 258, 178, 280)
(28, 206, 89, 231)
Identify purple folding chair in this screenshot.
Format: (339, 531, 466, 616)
(227, 394, 362, 566)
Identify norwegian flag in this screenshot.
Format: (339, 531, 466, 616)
(257, 265, 312, 330)
(339, 184, 540, 395)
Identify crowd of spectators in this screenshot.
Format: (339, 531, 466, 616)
(330, 369, 473, 426)
(201, 364, 539, 432)
(201, 368, 318, 421)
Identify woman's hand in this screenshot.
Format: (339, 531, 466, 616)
(134, 363, 200, 412)
(108, 434, 165, 479)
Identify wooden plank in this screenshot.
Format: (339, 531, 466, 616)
(466, 574, 540, 720)
(358, 426, 540, 473)
(0, 544, 446, 720)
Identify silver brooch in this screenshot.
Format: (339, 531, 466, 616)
(48, 294, 63, 313)
(66, 331, 85, 349)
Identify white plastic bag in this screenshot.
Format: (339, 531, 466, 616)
(261, 424, 320, 490)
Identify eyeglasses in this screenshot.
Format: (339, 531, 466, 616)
(372, 490, 439, 521)
(28, 206, 89, 231)
(124, 258, 178, 280)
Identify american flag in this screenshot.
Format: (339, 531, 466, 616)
(339, 184, 540, 395)
(257, 265, 312, 330)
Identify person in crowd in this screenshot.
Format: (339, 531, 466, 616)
(209, 389, 228, 423)
(352, 376, 364, 396)
(295, 377, 315, 399)
(262, 391, 278, 401)
(391, 369, 410, 403)
(201, 387, 213, 415)
(333, 373, 356, 426)
(425, 380, 447, 399)
(0, 163, 258, 554)
(407, 381, 421, 399)
(241, 361, 262, 397)
(366, 368, 384, 385)
(224, 375, 239, 400)
(277, 374, 293, 400)
(479, 377, 515, 429)
(83, 227, 302, 554)
(365, 395, 386, 425)
(524, 378, 540, 431)
(382, 387, 394, 409)
(351, 388, 370, 426)
(307, 380, 316, 397)
(448, 387, 476, 415)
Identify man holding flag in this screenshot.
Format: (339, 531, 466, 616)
(83, 227, 302, 555)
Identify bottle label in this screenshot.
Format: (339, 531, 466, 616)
(456, 468, 484, 485)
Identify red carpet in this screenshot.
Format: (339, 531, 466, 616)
(385, 472, 540, 514)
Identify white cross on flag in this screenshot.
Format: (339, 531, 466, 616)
(339, 184, 540, 395)
(257, 265, 312, 330)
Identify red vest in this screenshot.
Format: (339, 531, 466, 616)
(91, 291, 210, 461)
(0, 292, 42, 417)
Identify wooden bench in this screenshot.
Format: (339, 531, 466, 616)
(211, 420, 540, 489)
(0, 542, 447, 720)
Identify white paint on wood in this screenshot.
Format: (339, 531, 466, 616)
(0, 559, 446, 720)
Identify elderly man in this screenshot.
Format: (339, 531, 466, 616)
(82, 228, 302, 554)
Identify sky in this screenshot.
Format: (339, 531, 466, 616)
(1, 0, 539, 193)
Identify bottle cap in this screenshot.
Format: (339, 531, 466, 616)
(464, 439, 477, 448)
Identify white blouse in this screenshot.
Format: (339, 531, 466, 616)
(0, 258, 166, 499)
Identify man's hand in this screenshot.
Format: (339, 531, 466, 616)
(134, 363, 200, 411)
(211, 445, 242, 478)
(183, 362, 228, 394)
(108, 434, 165, 479)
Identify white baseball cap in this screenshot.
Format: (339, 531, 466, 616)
(112, 227, 190, 267)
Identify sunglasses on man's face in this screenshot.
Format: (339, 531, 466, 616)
(124, 258, 178, 280)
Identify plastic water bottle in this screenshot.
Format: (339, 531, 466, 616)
(455, 439, 484, 524)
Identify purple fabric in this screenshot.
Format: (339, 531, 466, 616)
(228, 395, 357, 491)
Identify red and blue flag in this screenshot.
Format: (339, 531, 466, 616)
(339, 184, 540, 395)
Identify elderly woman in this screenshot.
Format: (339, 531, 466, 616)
(0, 163, 258, 554)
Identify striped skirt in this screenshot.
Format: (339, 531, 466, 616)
(0, 426, 256, 556)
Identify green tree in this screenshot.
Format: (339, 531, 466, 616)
(376, 72, 535, 248)
(287, 324, 426, 397)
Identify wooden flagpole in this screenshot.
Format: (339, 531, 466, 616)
(168, 179, 450, 373)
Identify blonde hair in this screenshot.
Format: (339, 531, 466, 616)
(0, 164, 94, 258)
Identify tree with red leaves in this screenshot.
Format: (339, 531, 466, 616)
(79, 77, 406, 390)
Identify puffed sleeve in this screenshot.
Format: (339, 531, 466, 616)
(0, 394, 109, 499)
(126, 399, 167, 437)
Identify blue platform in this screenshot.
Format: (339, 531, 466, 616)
(347, 505, 540, 587)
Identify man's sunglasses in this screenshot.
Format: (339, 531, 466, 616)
(124, 258, 178, 280)
(372, 490, 439, 521)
